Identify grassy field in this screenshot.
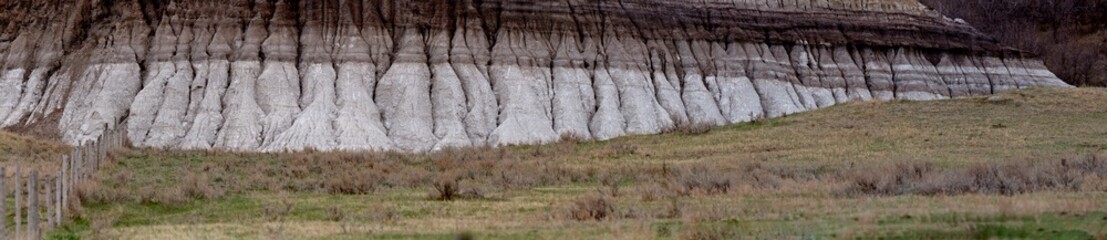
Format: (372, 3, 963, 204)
(0, 128, 68, 163)
(14, 88, 1107, 239)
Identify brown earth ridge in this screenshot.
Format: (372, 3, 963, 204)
(0, 0, 1069, 152)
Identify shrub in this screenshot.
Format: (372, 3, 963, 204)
(679, 222, 740, 240)
(597, 172, 623, 197)
(325, 206, 346, 222)
(137, 185, 187, 205)
(322, 169, 381, 195)
(74, 181, 127, 204)
(842, 155, 1107, 196)
(675, 166, 732, 196)
(368, 205, 400, 222)
(637, 181, 674, 202)
(660, 195, 684, 219)
(430, 171, 461, 201)
(842, 162, 938, 196)
(181, 171, 224, 199)
(262, 197, 294, 222)
(568, 193, 616, 221)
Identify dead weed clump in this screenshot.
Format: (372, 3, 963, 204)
(181, 171, 225, 199)
(367, 205, 400, 222)
(568, 193, 617, 221)
(325, 206, 346, 222)
(430, 172, 463, 201)
(428, 171, 495, 201)
(139, 185, 188, 205)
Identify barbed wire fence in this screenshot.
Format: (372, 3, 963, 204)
(1, 126, 127, 239)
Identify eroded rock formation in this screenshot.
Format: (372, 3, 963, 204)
(0, 0, 1069, 151)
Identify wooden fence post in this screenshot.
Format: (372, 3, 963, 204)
(55, 174, 62, 226)
(1, 167, 7, 238)
(28, 171, 39, 240)
(14, 166, 21, 239)
(96, 142, 104, 169)
(46, 175, 54, 229)
(61, 156, 69, 220)
(72, 151, 78, 181)
(75, 148, 82, 181)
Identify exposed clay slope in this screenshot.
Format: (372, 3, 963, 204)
(0, 0, 1069, 152)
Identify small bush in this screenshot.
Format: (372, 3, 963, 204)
(325, 206, 346, 222)
(660, 195, 683, 219)
(637, 181, 675, 202)
(675, 166, 732, 196)
(568, 193, 616, 221)
(181, 171, 224, 199)
(598, 172, 623, 197)
(680, 222, 740, 240)
(323, 169, 381, 195)
(74, 181, 127, 204)
(430, 172, 461, 201)
(262, 197, 294, 222)
(368, 205, 400, 222)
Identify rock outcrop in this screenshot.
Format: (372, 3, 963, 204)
(0, 0, 1070, 152)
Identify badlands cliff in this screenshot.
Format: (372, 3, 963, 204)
(0, 0, 1069, 152)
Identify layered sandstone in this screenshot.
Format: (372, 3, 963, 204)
(0, 0, 1069, 152)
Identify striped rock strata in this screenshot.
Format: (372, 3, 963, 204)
(0, 0, 1069, 152)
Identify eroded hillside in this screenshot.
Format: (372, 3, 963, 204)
(0, 0, 1069, 152)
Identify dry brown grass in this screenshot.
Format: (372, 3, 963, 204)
(842, 154, 1107, 196)
(665, 115, 719, 136)
(36, 88, 1107, 238)
(75, 179, 127, 204)
(262, 195, 294, 222)
(94, 144, 596, 205)
(0, 130, 69, 171)
(86, 210, 119, 240)
(86, 89, 1107, 202)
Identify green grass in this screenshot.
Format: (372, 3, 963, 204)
(25, 88, 1107, 239)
